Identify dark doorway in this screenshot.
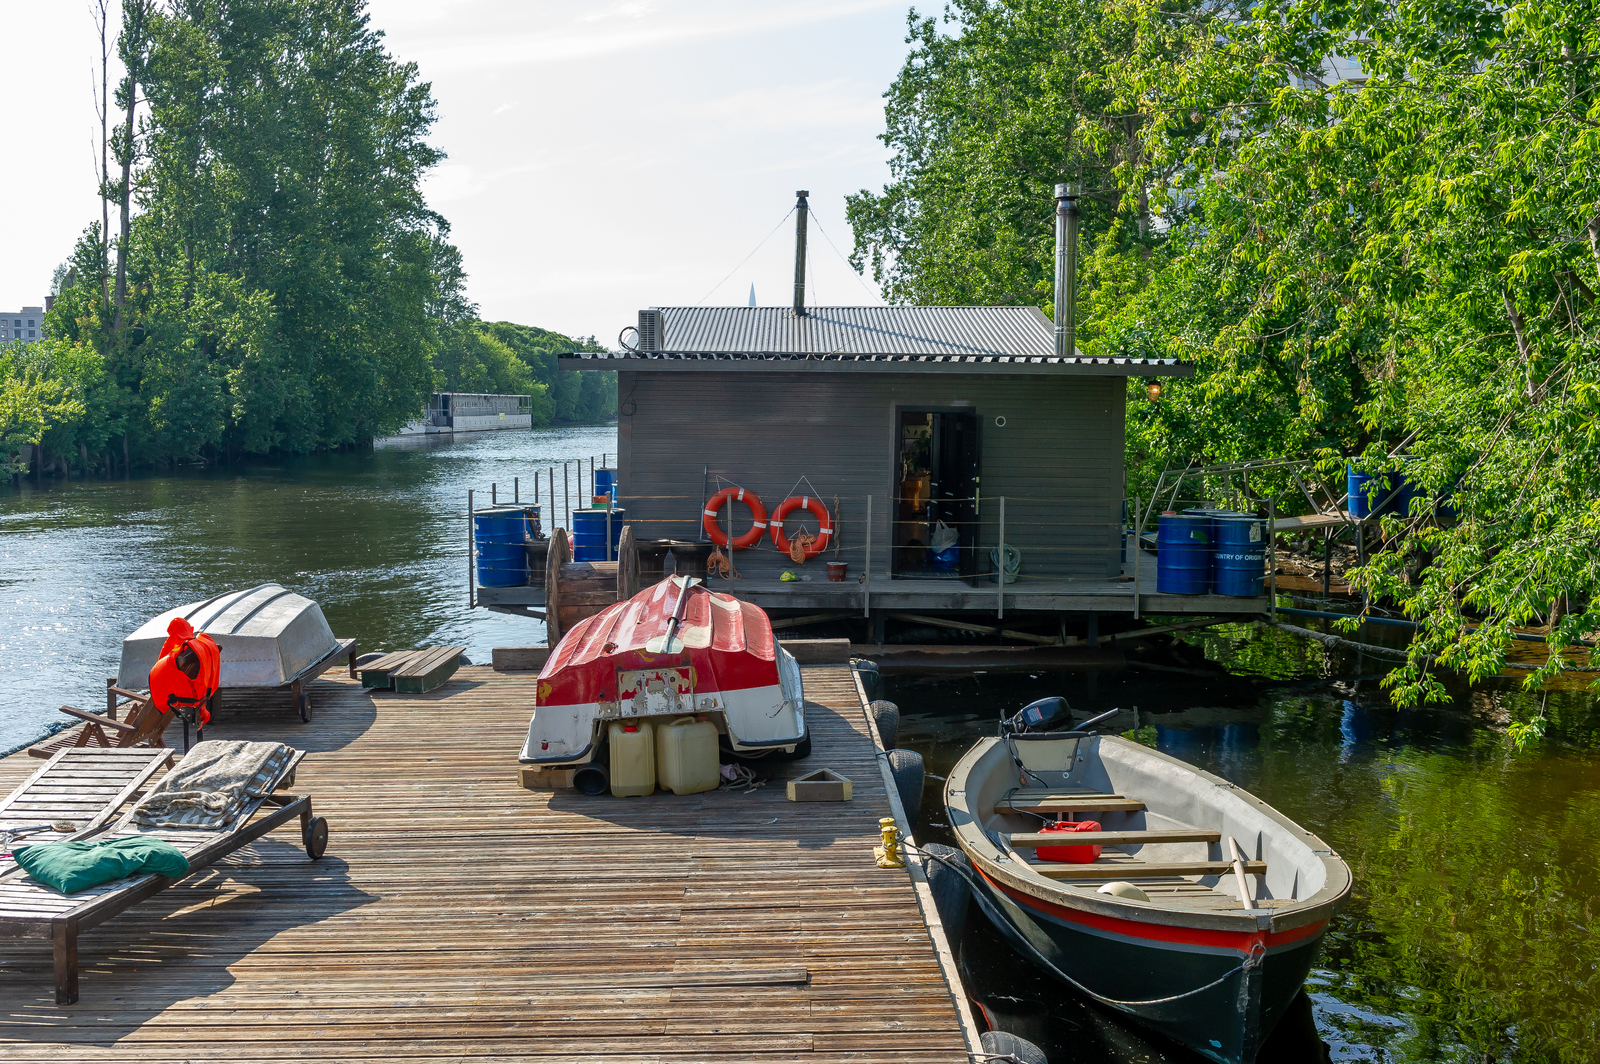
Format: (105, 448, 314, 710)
(891, 409, 981, 579)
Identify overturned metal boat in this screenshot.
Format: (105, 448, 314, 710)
(945, 700, 1350, 1064)
(520, 575, 806, 771)
(119, 585, 354, 719)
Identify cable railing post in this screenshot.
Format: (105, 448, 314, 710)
(1133, 495, 1144, 620)
(514, 476, 519, 504)
(564, 462, 570, 533)
(491, 482, 497, 505)
(863, 495, 872, 618)
(996, 496, 1006, 620)
(1268, 498, 1277, 621)
(467, 489, 475, 610)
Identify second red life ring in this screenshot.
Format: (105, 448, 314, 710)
(703, 487, 768, 549)
(770, 496, 833, 560)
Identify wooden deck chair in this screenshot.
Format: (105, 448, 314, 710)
(1, 748, 177, 864)
(0, 746, 326, 1004)
(26, 678, 191, 760)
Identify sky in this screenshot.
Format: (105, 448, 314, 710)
(0, 0, 916, 340)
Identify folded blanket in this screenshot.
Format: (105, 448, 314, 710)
(131, 740, 293, 829)
(13, 836, 190, 894)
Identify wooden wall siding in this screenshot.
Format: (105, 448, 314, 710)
(617, 371, 1126, 580)
(0, 668, 970, 1062)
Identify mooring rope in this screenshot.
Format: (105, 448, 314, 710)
(907, 842, 1260, 1008)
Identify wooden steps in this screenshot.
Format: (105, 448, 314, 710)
(358, 647, 465, 693)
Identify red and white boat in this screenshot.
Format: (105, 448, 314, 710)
(519, 576, 807, 773)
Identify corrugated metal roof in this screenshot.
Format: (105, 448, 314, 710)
(557, 306, 1189, 370)
(563, 350, 1185, 368)
(651, 305, 1057, 356)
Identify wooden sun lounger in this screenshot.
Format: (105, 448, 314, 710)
(0, 747, 326, 1004)
(1, 749, 178, 862)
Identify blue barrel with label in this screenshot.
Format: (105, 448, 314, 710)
(572, 507, 626, 562)
(1213, 513, 1266, 597)
(475, 506, 530, 587)
(1156, 513, 1212, 594)
(594, 468, 618, 505)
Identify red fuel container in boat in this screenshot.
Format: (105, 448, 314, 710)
(1036, 819, 1103, 863)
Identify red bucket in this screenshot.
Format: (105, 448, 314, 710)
(1036, 819, 1102, 863)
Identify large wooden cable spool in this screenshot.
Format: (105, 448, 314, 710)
(544, 528, 571, 644)
(546, 525, 640, 643)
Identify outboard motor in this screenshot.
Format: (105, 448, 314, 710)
(1002, 696, 1073, 736)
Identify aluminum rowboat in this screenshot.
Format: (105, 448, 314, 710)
(946, 732, 1350, 1064)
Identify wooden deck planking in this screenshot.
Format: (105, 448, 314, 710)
(0, 665, 967, 1061)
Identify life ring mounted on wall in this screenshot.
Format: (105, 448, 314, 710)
(703, 487, 768, 549)
(770, 496, 833, 560)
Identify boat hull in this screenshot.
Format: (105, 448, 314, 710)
(980, 871, 1327, 1064)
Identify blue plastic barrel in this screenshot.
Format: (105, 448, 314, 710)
(1156, 513, 1212, 594)
(572, 507, 626, 562)
(1213, 514, 1266, 597)
(594, 468, 618, 505)
(475, 506, 530, 587)
(1347, 465, 1400, 519)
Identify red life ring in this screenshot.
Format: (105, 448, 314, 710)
(703, 487, 768, 549)
(770, 496, 833, 559)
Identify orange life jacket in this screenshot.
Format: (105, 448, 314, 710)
(148, 617, 221, 726)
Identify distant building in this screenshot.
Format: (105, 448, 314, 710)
(0, 306, 44, 344)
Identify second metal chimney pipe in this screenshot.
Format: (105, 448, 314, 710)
(793, 190, 810, 316)
(1054, 183, 1080, 357)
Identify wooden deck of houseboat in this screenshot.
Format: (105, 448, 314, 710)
(0, 666, 970, 1062)
(478, 548, 1270, 617)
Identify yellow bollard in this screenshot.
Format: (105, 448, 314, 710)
(874, 816, 905, 869)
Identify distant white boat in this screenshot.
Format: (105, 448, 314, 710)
(119, 584, 344, 690)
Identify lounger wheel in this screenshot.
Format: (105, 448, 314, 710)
(303, 816, 328, 859)
(298, 692, 312, 723)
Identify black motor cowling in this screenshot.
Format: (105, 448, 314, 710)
(1003, 695, 1073, 735)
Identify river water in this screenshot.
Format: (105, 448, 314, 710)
(2, 431, 1594, 1062)
(0, 424, 615, 752)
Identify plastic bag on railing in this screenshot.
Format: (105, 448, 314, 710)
(927, 521, 961, 570)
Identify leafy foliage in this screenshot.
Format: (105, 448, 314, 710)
(851, 0, 1600, 707)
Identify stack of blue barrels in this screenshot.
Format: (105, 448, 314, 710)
(594, 467, 618, 505)
(572, 507, 626, 561)
(1347, 462, 1425, 519)
(475, 505, 539, 586)
(1156, 509, 1267, 597)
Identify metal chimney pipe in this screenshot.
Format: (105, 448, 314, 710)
(1054, 183, 1080, 358)
(793, 190, 810, 316)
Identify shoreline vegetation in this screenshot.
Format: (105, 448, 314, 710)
(843, 0, 1600, 714)
(1, 2, 613, 486)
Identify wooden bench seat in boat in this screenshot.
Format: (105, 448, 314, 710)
(997, 790, 1146, 814)
(1006, 828, 1222, 848)
(1026, 859, 1267, 880)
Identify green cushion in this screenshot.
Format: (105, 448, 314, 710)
(13, 836, 191, 894)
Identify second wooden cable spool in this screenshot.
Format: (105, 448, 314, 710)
(545, 525, 638, 643)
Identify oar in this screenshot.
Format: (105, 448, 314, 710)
(1228, 836, 1256, 910)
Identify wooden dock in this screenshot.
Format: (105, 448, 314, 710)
(0, 666, 973, 1061)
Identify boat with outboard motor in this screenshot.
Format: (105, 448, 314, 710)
(519, 575, 807, 789)
(944, 697, 1350, 1064)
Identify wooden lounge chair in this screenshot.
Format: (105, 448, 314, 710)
(26, 678, 195, 760)
(0, 746, 326, 1004)
(1, 748, 178, 853)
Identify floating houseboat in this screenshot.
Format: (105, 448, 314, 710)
(475, 191, 1276, 629)
(384, 392, 533, 439)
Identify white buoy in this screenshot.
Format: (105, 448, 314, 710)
(1097, 881, 1151, 902)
